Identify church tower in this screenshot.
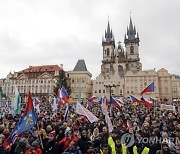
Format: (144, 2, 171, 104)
(101, 21, 116, 78)
(124, 17, 142, 72)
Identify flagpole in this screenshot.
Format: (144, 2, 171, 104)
(37, 123, 44, 150)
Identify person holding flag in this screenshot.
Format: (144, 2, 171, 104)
(3, 92, 37, 150)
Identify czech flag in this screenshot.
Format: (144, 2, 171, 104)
(100, 96, 108, 105)
(60, 86, 69, 103)
(130, 95, 142, 105)
(86, 96, 97, 108)
(88, 96, 97, 102)
(141, 97, 153, 108)
(110, 96, 122, 107)
(141, 82, 155, 95)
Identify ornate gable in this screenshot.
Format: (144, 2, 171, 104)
(17, 73, 28, 79)
(38, 72, 53, 79)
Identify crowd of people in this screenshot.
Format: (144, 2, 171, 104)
(0, 96, 179, 154)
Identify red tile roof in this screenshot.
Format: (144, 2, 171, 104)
(19, 65, 61, 73)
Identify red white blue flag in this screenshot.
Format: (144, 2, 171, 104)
(141, 82, 155, 95)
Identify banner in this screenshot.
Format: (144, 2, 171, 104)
(76, 102, 98, 123)
(160, 104, 175, 111)
(0, 101, 14, 114)
(101, 103, 113, 132)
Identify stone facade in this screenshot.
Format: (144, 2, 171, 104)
(67, 59, 92, 100)
(93, 17, 177, 101)
(171, 74, 180, 100)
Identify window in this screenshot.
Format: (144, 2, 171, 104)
(99, 90, 101, 93)
(107, 48, 110, 56)
(103, 90, 105, 93)
(130, 46, 134, 54)
(118, 65, 124, 77)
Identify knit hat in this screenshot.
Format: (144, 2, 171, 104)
(49, 131, 56, 138)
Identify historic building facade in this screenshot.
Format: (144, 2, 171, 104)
(67, 59, 92, 100)
(171, 74, 180, 100)
(0, 65, 63, 101)
(0, 61, 93, 102)
(0, 17, 180, 101)
(93, 17, 177, 100)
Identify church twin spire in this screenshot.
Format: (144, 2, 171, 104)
(102, 16, 139, 46)
(124, 17, 140, 45)
(102, 20, 115, 45)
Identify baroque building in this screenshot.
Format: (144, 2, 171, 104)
(0, 65, 63, 101)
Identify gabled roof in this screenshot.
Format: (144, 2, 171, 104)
(73, 59, 87, 71)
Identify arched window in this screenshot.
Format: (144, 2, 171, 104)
(130, 46, 134, 54)
(118, 65, 124, 77)
(107, 48, 110, 56)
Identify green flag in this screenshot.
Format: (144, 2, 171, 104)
(78, 87, 81, 103)
(14, 86, 21, 116)
(0, 91, 2, 101)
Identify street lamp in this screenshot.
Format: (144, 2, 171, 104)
(104, 82, 117, 104)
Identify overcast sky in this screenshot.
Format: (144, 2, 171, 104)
(0, 0, 180, 79)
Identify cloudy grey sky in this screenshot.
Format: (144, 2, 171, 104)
(0, 0, 180, 79)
